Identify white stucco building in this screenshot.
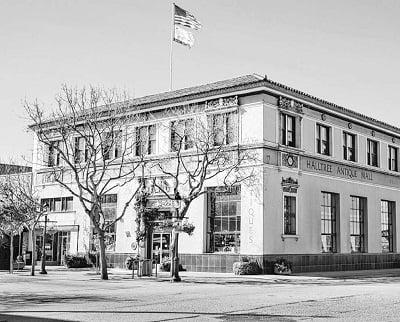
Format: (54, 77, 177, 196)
(29, 74, 400, 272)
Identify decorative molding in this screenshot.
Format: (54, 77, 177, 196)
(392, 137, 396, 144)
(281, 177, 299, 193)
(321, 113, 326, 121)
(205, 96, 238, 110)
(371, 130, 375, 137)
(282, 153, 299, 169)
(279, 96, 304, 114)
(348, 122, 353, 129)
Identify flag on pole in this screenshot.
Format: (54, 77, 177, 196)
(174, 4, 202, 30)
(173, 4, 201, 48)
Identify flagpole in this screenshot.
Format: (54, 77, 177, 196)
(169, 2, 175, 91)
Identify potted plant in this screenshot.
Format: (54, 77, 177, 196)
(273, 258, 293, 275)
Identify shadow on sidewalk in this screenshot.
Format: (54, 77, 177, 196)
(0, 313, 71, 322)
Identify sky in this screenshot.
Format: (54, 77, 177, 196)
(1, 0, 399, 164)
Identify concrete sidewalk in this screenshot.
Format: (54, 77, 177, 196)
(2, 265, 399, 283)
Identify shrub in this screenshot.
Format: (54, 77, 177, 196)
(233, 260, 262, 275)
(273, 258, 293, 275)
(64, 255, 92, 268)
(160, 257, 185, 271)
(125, 255, 140, 270)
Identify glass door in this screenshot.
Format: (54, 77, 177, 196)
(151, 233, 171, 263)
(57, 232, 71, 264)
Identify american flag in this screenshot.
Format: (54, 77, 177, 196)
(174, 4, 202, 30)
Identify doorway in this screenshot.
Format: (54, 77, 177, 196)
(57, 232, 70, 265)
(151, 232, 171, 264)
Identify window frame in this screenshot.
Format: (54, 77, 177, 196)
(170, 118, 195, 152)
(349, 196, 366, 253)
(280, 113, 296, 148)
(103, 130, 122, 160)
(343, 131, 356, 162)
(388, 145, 398, 172)
(381, 200, 395, 253)
(316, 123, 331, 156)
(135, 124, 157, 156)
(283, 194, 297, 235)
(367, 139, 379, 167)
(209, 110, 238, 146)
(321, 192, 339, 253)
(206, 186, 241, 254)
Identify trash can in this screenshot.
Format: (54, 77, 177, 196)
(138, 259, 152, 277)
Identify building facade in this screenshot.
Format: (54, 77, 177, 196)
(31, 74, 400, 272)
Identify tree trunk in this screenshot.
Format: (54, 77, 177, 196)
(9, 233, 14, 274)
(98, 230, 109, 280)
(30, 229, 36, 276)
(170, 229, 181, 282)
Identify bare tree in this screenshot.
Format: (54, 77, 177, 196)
(25, 85, 144, 280)
(150, 109, 257, 281)
(0, 169, 45, 275)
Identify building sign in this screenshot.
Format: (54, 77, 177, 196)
(147, 198, 180, 209)
(301, 156, 400, 188)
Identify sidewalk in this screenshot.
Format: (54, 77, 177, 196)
(2, 265, 399, 283)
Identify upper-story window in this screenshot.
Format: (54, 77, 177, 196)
(343, 132, 356, 162)
(103, 131, 122, 160)
(388, 146, 398, 172)
(135, 125, 156, 156)
(74, 137, 88, 163)
(280, 113, 296, 147)
(210, 111, 238, 146)
(41, 197, 73, 212)
(367, 139, 379, 167)
(48, 141, 61, 167)
(171, 119, 194, 151)
(316, 124, 331, 156)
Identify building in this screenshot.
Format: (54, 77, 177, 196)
(31, 74, 400, 272)
(0, 163, 32, 270)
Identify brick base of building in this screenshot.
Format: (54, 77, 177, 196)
(104, 252, 400, 273)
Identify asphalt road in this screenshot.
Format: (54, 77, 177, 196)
(1, 267, 400, 321)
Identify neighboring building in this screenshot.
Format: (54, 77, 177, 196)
(31, 74, 400, 272)
(0, 163, 32, 270)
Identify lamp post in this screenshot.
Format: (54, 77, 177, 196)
(39, 207, 48, 275)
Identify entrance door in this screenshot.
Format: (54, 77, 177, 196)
(151, 233, 171, 263)
(57, 232, 70, 265)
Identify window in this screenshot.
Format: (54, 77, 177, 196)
(280, 113, 296, 147)
(367, 139, 379, 167)
(101, 194, 117, 251)
(283, 195, 296, 235)
(135, 125, 156, 156)
(388, 146, 398, 172)
(321, 192, 338, 253)
(47, 141, 61, 167)
(316, 124, 331, 156)
(74, 137, 88, 163)
(209, 111, 238, 146)
(350, 196, 366, 253)
(206, 186, 241, 253)
(103, 131, 122, 160)
(171, 119, 194, 151)
(343, 132, 356, 162)
(381, 200, 395, 253)
(41, 197, 73, 212)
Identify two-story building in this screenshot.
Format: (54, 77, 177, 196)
(31, 74, 400, 272)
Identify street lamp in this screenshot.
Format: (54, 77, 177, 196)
(39, 205, 48, 275)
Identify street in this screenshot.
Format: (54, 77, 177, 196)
(1, 268, 400, 321)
